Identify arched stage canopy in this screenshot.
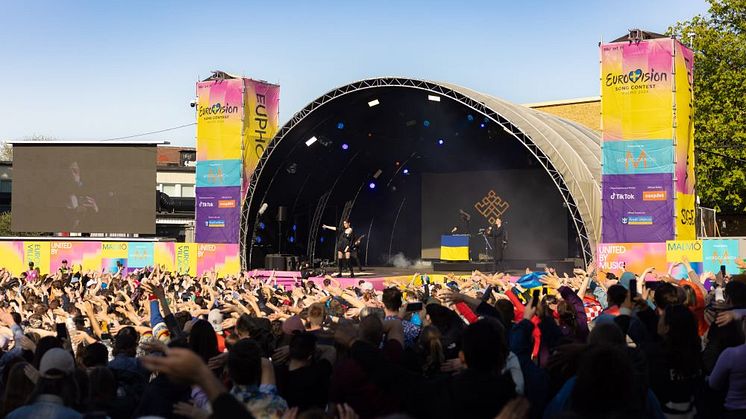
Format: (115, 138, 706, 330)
(241, 77, 601, 268)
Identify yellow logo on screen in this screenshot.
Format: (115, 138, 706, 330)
(474, 190, 510, 225)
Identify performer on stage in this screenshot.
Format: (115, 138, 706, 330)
(322, 220, 355, 277)
(350, 234, 365, 272)
(487, 217, 507, 273)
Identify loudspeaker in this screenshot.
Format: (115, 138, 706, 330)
(265, 254, 287, 270)
(277, 206, 287, 222)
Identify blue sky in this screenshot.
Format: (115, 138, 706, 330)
(0, 0, 709, 146)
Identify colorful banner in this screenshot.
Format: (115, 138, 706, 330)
(674, 41, 696, 240)
(196, 79, 244, 161)
(175, 243, 197, 276)
(101, 242, 128, 273)
(24, 241, 51, 274)
(0, 242, 25, 276)
(50, 242, 102, 272)
(597, 242, 667, 274)
(602, 173, 674, 243)
(665, 240, 703, 262)
(195, 186, 241, 243)
(196, 159, 242, 188)
(155, 242, 176, 273)
(242, 79, 280, 203)
(127, 242, 154, 268)
(702, 239, 739, 275)
(601, 39, 673, 141)
(196, 243, 240, 278)
(602, 139, 674, 175)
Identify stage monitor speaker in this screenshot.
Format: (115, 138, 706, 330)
(277, 206, 288, 222)
(265, 254, 287, 271)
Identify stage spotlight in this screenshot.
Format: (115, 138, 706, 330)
(289, 236, 295, 243)
(341, 143, 349, 150)
(369, 182, 376, 189)
(258, 202, 268, 215)
(305, 136, 318, 146)
(337, 122, 345, 129)
(428, 95, 441, 102)
(423, 120, 430, 128)
(259, 222, 266, 230)
(368, 99, 380, 107)
(320, 237, 325, 243)
(373, 169, 383, 179)
(437, 139, 445, 145)
(479, 123, 485, 128)
(255, 236, 263, 244)
(467, 114, 474, 122)
(483, 116, 489, 123)
(403, 168, 410, 175)
(292, 224, 297, 231)
(405, 120, 417, 127)
(286, 163, 297, 174)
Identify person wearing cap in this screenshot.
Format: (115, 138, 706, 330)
(58, 260, 71, 276)
(6, 348, 82, 419)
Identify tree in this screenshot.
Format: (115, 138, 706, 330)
(669, 0, 746, 213)
(0, 212, 43, 237)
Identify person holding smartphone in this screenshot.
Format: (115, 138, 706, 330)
(382, 287, 421, 348)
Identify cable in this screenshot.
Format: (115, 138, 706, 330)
(101, 123, 196, 141)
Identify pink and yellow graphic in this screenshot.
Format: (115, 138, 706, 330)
(50, 242, 102, 272)
(155, 242, 176, 272)
(24, 241, 51, 274)
(175, 243, 197, 276)
(0, 242, 25, 276)
(101, 242, 128, 273)
(242, 79, 280, 202)
(196, 243, 240, 278)
(196, 79, 244, 161)
(597, 242, 667, 275)
(673, 41, 696, 239)
(601, 39, 674, 141)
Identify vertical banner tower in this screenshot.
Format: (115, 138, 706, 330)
(194, 72, 279, 272)
(598, 32, 695, 273)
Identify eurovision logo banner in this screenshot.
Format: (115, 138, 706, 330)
(674, 41, 696, 240)
(196, 159, 242, 188)
(601, 39, 674, 141)
(702, 239, 740, 275)
(597, 242, 667, 275)
(196, 79, 244, 161)
(602, 173, 674, 243)
(242, 79, 280, 203)
(175, 243, 197, 276)
(195, 186, 241, 243)
(602, 140, 674, 175)
(24, 241, 50, 274)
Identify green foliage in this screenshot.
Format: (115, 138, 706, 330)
(670, 0, 746, 213)
(0, 212, 44, 237)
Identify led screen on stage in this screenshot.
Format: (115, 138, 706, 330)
(11, 145, 156, 234)
(421, 170, 568, 260)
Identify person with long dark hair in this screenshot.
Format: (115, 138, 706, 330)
(322, 220, 355, 278)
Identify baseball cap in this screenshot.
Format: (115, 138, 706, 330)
(39, 348, 75, 377)
(281, 315, 306, 335)
(208, 309, 224, 333)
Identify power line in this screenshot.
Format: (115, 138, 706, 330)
(101, 123, 196, 141)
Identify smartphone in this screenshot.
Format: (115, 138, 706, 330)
(406, 302, 423, 312)
(55, 323, 68, 340)
(481, 286, 493, 302)
(629, 279, 637, 298)
(645, 281, 663, 291)
(720, 265, 727, 277)
(531, 289, 540, 307)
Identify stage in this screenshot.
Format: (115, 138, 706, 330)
(251, 258, 580, 290)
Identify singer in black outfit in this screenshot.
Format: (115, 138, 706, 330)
(322, 220, 355, 277)
(487, 217, 506, 273)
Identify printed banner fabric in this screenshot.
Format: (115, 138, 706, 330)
(602, 173, 674, 243)
(601, 39, 674, 141)
(597, 242, 667, 274)
(24, 241, 50, 274)
(196, 79, 244, 161)
(195, 186, 241, 243)
(242, 79, 280, 203)
(155, 242, 176, 273)
(50, 242, 102, 272)
(674, 41, 696, 240)
(175, 243, 197, 276)
(196, 159, 242, 188)
(0, 242, 25, 276)
(666, 240, 703, 262)
(101, 242, 128, 274)
(702, 239, 739, 275)
(196, 243, 240, 278)
(127, 242, 154, 268)
(602, 140, 674, 175)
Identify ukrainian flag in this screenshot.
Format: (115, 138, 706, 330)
(440, 235, 469, 261)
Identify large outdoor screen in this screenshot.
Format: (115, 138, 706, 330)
(11, 144, 156, 234)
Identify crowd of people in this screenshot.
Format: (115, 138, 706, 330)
(0, 258, 744, 419)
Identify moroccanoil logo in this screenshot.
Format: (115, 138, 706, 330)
(198, 102, 239, 118)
